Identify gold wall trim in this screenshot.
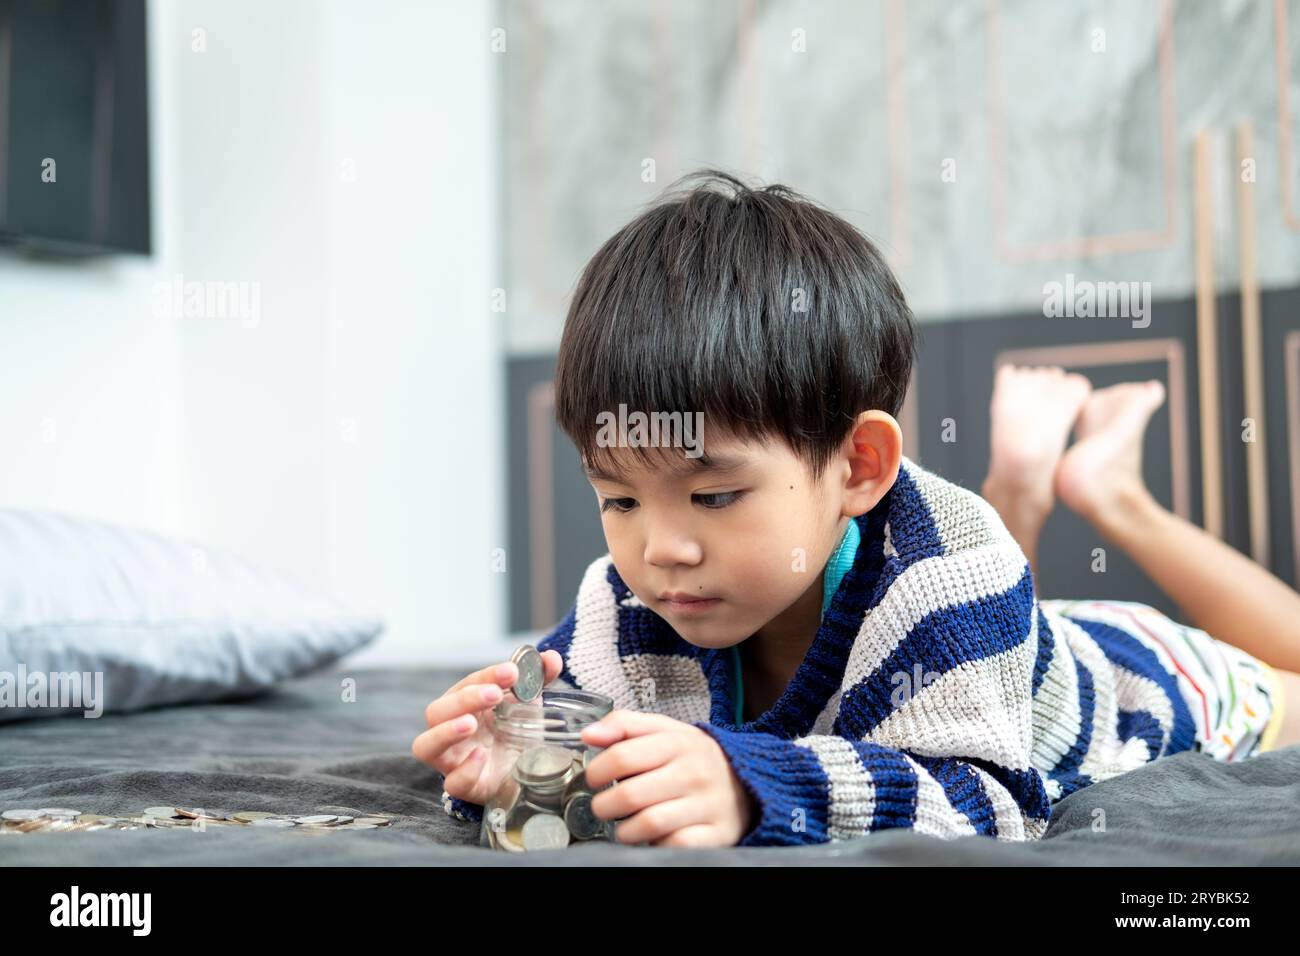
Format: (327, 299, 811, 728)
(1238, 121, 1270, 566)
(1193, 129, 1224, 538)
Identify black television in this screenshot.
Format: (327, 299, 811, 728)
(0, 0, 150, 255)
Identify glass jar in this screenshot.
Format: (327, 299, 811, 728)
(478, 687, 622, 852)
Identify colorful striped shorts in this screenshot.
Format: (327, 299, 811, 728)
(1042, 598, 1286, 763)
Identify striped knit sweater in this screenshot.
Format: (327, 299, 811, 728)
(443, 455, 1198, 845)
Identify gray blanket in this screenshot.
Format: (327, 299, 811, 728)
(2, 665, 1298, 865)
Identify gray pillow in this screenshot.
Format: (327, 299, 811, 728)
(0, 508, 382, 722)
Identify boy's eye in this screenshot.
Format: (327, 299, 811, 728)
(694, 491, 746, 509)
(598, 492, 746, 514)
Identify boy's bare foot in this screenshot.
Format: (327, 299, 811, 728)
(981, 365, 1092, 563)
(1055, 380, 1165, 525)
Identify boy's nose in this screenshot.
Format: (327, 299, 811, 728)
(642, 524, 703, 568)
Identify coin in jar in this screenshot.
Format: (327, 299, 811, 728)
(495, 803, 543, 853)
(562, 768, 604, 839)
(521, 812, 571, 850)
(563, 791, 603, 840)
(510, 645, 544, 703)
(513, 744, 576, 788)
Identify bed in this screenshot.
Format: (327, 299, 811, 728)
(3, 664, 1299, 866)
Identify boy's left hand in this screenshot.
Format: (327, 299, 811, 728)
(580, 710, 757, 847)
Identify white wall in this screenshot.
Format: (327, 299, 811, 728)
(0, 0, 508, 667)
(0, 0, 182, 535)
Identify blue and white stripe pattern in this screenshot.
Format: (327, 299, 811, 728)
(443, 456, 1199, 845)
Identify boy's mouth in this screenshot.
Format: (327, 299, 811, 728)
(659, 592, 722, 614)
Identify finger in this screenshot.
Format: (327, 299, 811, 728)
(580, 709, 681, 747)
(438, 661, 519, 700)
(588, 761, 688, 822)
(583, 731, 678, 790)
(424, 681, 505, 728)
(608, 796, 700, 846)
(540, 650, 564, 684)
(651, 824, 721, 848)
(440, 746, 490, 802)
(411, 712, 483, 771)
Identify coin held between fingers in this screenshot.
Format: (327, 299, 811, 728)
(509, 645, 544, 703)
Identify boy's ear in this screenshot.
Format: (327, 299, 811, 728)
(841, 411, 902, 518)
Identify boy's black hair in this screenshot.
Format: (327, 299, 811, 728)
(554, 168, 916, 484)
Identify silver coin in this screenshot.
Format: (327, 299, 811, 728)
(250, 818, 295, 828)
(514, 744, 575, 786)
(510, 645, 544, 703)
(563, 792, 603, 840)
(36, 807, 81, 818)
(1, 809, 42, 822)
(353, 816, 390, 827)
(520, 812, 571, 851)
(232, 811, 276, 823)
(143, 806, 179, 818)
(293, 814, 338, 825)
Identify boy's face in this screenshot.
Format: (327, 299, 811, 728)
(582, 417, 898, 649)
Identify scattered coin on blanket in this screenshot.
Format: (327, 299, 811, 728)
(511, 644, 545, 703)
(1, 805, 396, 835)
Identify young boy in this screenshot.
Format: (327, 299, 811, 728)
(416, 169, 1295, 848)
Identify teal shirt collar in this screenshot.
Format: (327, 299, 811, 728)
(821, 518, 861, 616)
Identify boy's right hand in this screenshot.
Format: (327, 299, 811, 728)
(411, 650, 565, 806)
